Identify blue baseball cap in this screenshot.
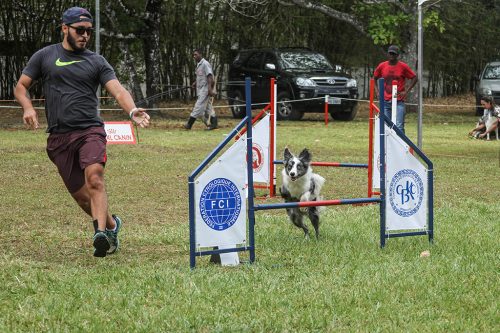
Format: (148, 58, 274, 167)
(387, 45, 400, 55)
(62, 7, 93, 25)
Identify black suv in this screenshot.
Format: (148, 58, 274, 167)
(226, 48, 358, 120)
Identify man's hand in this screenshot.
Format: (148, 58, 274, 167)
(398, 91, 408, 101)
(23, 107, 39, 130)
(130, 108, 150, 128)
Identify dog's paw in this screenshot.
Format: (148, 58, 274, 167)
(300, 192, 311, 203)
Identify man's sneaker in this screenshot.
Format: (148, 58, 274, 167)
(93, 231, 110, 257)
(106, 215, 122, 255)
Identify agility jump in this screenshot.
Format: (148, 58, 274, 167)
(188, 77, 434, 268)
(235, 78, 371, 199)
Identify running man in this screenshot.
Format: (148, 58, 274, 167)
(14, 7, 150, 257)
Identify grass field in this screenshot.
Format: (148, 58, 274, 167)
(0, 100, 498, 332)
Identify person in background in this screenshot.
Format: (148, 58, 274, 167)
(184, 48, 217, 130)
(469, 95, 500, 139)
(14, 7, 150, 257)
(374, 45, 418, 133)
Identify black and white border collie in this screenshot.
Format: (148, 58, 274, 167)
(280, 147, 325, 238)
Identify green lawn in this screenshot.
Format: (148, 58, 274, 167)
(0, 108, 498, 332)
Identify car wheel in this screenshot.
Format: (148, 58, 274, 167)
(331, 105, 358, 121)
(229, 90, 245, 119)
(277, 92, 303, 120)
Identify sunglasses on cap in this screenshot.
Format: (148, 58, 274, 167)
(67, 25, 94, 35)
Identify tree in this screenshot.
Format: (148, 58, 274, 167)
(2, 0, 499, 101)
(0, 0, 78, 99)
(218, 0, 420, 66)
(104, 0, 163, 107)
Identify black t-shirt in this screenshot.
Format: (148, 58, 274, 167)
(22, 43, 117, 133)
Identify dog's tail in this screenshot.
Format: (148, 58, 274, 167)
(312, 173, 325, 194)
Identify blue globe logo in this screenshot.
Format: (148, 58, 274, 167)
(200, 178, 242, 231)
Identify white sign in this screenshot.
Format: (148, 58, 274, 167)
(251, 114, 270, 183)
(195, 140, 247, 248)
(328, 97, 341, 105)
(385, 128, 427, 231)
(218, 244, 240, 266)
(104, 122, 136, 145)
(237, 114, 271, 184)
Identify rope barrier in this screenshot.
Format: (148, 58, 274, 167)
(0, 78, 483, 109)
(0, 96, 115, 102)
(0, 96, 483, 111)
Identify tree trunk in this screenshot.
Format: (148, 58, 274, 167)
(123, 41, 145, 103)
(142, 0, 162, 109)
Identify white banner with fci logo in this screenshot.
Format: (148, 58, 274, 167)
(385, 128, 427, 231)
(195, 141, 247, 248)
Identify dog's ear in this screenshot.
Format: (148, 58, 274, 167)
(299, 148, 311, 163)
(284, 147, 292, 161)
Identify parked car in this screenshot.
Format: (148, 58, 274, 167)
(226, 47, 358, 121)
(475, 61, 500, 115)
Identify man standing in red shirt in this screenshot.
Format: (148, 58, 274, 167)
(374, 45, 418, 133)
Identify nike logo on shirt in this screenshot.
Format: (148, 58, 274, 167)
(55, 58, 84, 66)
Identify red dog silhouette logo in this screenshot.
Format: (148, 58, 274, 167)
(252, 143, 264, 172)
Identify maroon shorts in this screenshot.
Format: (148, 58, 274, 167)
(46, 126, 107, 194)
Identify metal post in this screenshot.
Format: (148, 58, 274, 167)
(417, 0, 427, 149)
(95, 0, 100, 55)
(189, 176, 196, 268)
(95, 0, 101, 99)
(378, 79, 386, 248)
(245, 77, 256, 263)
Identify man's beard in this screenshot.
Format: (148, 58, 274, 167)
(67, 32, 87, 53)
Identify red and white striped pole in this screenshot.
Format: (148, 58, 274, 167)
(269, 77, 276, 197)
(324, 95, 329, 126)
(391, 80, 398, 124)
(368, 79, 375, 197)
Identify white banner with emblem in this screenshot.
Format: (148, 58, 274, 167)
(238, 114, 270, 184)
(195, 138, 247, 248)
(385, 127, 428, 231)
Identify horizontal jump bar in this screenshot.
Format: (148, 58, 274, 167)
(274, 160, 368, 168)
(255, 197, 381, 210)
(385, 231, 429, 238)
(195, 246, 253, 257)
